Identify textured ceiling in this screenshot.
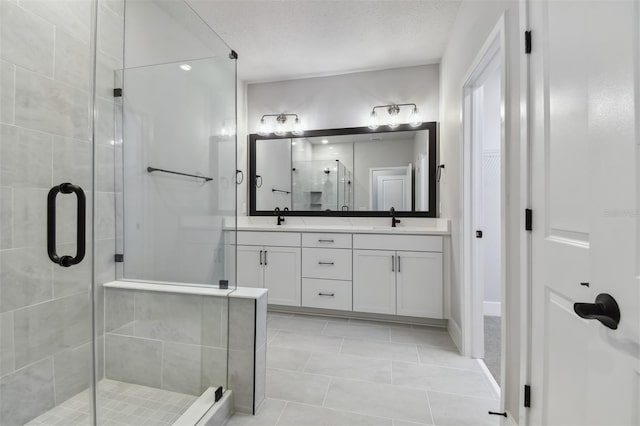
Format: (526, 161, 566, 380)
(187, 0, 461, 83)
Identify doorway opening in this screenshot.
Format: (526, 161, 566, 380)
(461, 17, 506, 396)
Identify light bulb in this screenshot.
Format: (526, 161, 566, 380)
(387, 105, 400, 129)
(292, 117, 304, 136)
(409, 106, 422, 127)
(257, 117, 270, 136)
(368, 110, 379, 130)
(274, 114, 288, 136)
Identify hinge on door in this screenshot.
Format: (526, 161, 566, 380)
(525, 30, 532, 54)
(113, 88, 122, 97)
(525, 209, 533, 231)
(524, 384, 531, 407)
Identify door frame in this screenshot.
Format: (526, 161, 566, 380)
(460, 14, 508, 396)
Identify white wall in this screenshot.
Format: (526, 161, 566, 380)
(439, 0, 522, 420)
(241, 64, 440, 213)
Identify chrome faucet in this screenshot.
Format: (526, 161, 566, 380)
(390, 207, 401, 228)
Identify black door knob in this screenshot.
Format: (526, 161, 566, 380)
(476, 230, 483, 238)
(573, 293, 621, 330)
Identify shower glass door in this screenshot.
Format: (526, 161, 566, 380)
(0, 0, 101, 424)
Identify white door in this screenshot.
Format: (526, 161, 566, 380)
(263, 246, 301, 306)
(376, 175, 406, 210)
(529, 1, 639, 424)
(353, 249, 396, 314)
(396, 251, 443, 319)
(236, 245, 264, 288)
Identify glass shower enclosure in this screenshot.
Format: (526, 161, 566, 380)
(0, 0, 236, 424)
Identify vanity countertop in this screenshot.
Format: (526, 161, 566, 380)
(228, 217, 451, 235)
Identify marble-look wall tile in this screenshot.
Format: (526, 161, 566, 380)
(105, 333, 162, 388)
(52, 136, 92, 190)
(94, 97, 115, 146)
(101, 0, 124, 18)
(18, 0, 91, 42)
(0, 187, 13, 249)
(13, 293, 90, 368)
(162, 342, 203, 396)
(0, 247, 52, 313)
(96, 145, 115, 192)
(0, 312, 15, 376)
(202, 346, 228, 391)
(95, 192, 115, 240)
(15, 68, 90, 140)
(134, 291, 204, 344)
(53, 342, 92, 403)
(54, 29, 91, 91)
(97, 4, 124, 60)
(0, 2, 54, 76)
(0, 124, 52, 188)
(228, 348, 255, 414)
(202, 296, 227, 348)
(229, 298, 255, 352)
(94, 238, 116, 285)
(104, 288, 134, 332)
(95, 52, 122, 101)
(1, 60, 15, 124)
(12, 188, 47, 247)
(0, 358, 55, 425)
(52, 242, 91, 298)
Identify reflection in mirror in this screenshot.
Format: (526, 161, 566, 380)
(253, 128, 431, 213)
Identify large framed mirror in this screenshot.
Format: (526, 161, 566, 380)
(249, 122, 437, 217)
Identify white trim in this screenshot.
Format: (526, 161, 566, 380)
(478, 359, 501, 399)
(447, 317, 463, 352)
(504, 410, 519, 426)
(517, 1, 532, 425)
(484, 301, 502, 317)
(460, 12, 508, 414)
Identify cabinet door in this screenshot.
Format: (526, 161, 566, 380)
(236, 245, 264, 288)
(396, 251, 443, 318)
(353, 249, 396, 314)
(264, 246, 301, 306)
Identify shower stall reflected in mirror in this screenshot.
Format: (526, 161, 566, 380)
(0, 0, 237, 425)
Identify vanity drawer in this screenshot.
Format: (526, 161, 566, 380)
(302, 248, 352, 280)
(236, 231, 301, 247)
(302, 279, 352, 311)
(353, 234, 442, 252)
(302, 233, 352, 249)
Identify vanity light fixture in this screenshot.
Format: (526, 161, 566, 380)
(256, 113, 304, 136)
(368, 103, 422, 129)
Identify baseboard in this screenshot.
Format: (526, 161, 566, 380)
(478, 359, 501, 399)
(448, 317, 463, 352)
(503, 410, 518, 426)
(484, 301, 502, 317)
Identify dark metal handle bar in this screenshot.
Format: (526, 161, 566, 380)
(47, 183, 86, 268)
(318, 292, 335, 297)
(397, 255, 401, 273)
(255, 175, 263, 188)
(391, 255, 395, 272)
(318, 239, 335, 243)
(259, 250, 263, 265)
(318, 261, 335, 265)
(272, 188, 291, 194)
(147, 167, 213, 182)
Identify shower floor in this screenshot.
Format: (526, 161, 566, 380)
(26, 379, 198, 426)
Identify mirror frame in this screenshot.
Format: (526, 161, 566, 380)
(248, 121, 437, 217)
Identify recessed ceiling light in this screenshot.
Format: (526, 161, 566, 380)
(322, 139, 329, 144)
(179, 64, 192, 71)
(292, 142, 297, 146)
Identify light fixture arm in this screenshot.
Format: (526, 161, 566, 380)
(370, 103, 418, 114)
(260, 113, 300, 122)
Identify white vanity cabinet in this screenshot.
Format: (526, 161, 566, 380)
(236, 232, 302, 306)
(353, 234, 444, 319)
(234, 228, 446, 319)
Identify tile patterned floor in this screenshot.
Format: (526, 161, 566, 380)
(25, 379, 198, 426)
(229, 312, 500, 426)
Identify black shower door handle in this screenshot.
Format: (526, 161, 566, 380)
(47, 183, 86, 267)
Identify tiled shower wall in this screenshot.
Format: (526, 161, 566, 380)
(104, 288, 229, 396)
(0, 0, 122, 424)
